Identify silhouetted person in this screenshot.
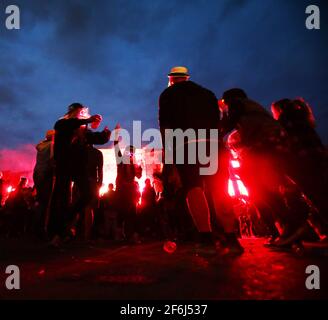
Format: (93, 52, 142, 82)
(33, 130, 55, 237)
(49, 103, 109, 247)
(140, 179, 157, 237)
(159, 66, 243, 255)
(6, 177, 30, 236)
(81, 144, 104, 239)
(101, 183, 116, 210)
(100, 183, 119, 239)
(141, 179, 156, 209)
(113, 124, 142, 243)
(272, 98, 328, 234)
(0, 171, 3, 208)
(220, 88, 313, 248)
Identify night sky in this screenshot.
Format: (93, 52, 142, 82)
(0, 0, 327, 150)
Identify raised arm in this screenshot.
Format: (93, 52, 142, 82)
(97, 150, 104, 186)
(86, 126, 111, 145)
(54, 115, 101, 132)
(113, 123, 123, 160)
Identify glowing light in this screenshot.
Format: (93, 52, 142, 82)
(99, 148, 149, 199)
(7, 186, 14, 193)
(163, 241, 177, 254)
(228, 178, 249, 198)
(99, 185, 108, 197)
(237, 180, 249, 196)
(228, 179, 235, 197)
(218, 98, 226, 110)
(231, 160, 240, 168)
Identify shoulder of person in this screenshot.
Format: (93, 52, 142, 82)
(243, 99, 269, 114)
(188, 81, 217, 97)
(160, 86, 174, 99)
(54, 117, 78, 129)
(54, 118, 65, 128)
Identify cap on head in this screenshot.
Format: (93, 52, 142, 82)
(222, 88, 248, 104)
(168, 66, 189, 77)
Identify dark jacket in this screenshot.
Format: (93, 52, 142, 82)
(0, 178, 3, 206)
(159, 81, 220, 133)
(225, 98, 288, 154)
(54, 118, 90, 167)
(33, 139, 53, 189)
(85, 146, 104, 186)
(54, 118, 109, 175)
(141, 185, 156, 208)
(114, 141, 142, 189)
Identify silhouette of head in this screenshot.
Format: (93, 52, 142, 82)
(222, 88, 248, 106)
(19, 177, 28, 188)
(271, 98, 316, 127)
(145, 178, 151, 187)
(65, 103, 90, 119)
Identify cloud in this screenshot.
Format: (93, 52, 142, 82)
(0, 0, 327, 150)
(0, 84, 19, 106)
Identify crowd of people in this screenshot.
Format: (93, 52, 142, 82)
(0, 171, 196, 245)
(0, 66, 327, 255)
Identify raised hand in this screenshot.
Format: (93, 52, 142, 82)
(89, 114, 102, 123)
(113, 123, 121, 141)
(103, 126, 111, 138)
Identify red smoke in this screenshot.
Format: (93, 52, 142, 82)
(0, 144, 36, 186)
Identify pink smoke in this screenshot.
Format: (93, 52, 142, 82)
(0, 144, 36, 186)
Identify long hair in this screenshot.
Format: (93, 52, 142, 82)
(272, 98, 316, 128)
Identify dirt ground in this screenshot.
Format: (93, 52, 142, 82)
(0, 237, 327, 300)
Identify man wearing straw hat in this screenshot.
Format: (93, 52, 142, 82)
(159, 67, 243, 255)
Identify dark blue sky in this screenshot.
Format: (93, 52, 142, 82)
(0, 0, 327, 148)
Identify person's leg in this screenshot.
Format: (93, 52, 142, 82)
(207, 147, 247, 254)
(175, 164, 215, 248)
(124, 206, 138, 242)
(206, 173, 244, 254)
(70, 177, 94, 239)
(48, 173, 71, 239)
(249, 152, 310, 247)
(84, 206, 94, 240)
(186, 187, 212, 233)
